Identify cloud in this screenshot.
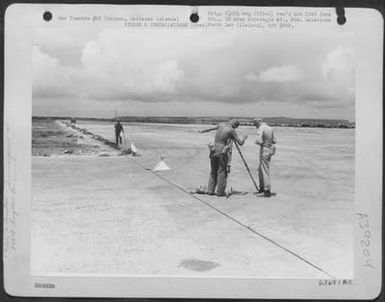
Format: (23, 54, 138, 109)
(33, 46, 59, 77)
(33, 30, 240, 102)
(32, 46, 67, 98)
(244, 73, 259, 81)
(79, 34, 186, 99)
(322, 47, 355, 96)
(32, 29, 355, 120)
(258, 65, 303, 82)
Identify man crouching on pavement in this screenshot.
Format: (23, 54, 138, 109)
(199, 119, 248, 196)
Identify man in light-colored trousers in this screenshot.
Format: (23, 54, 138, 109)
(253, 118, 276, 197)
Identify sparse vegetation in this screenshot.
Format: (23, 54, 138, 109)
(33, 116, 355, 128)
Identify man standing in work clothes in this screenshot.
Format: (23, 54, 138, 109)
(253, 118, 276, 197)
(114, 120, 124, 145)
(199, 120, 248, 196)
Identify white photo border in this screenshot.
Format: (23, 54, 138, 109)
(3, 4, 383, 299)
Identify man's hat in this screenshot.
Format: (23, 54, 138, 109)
(230, 119, 240, 128)
(252, 117, 263, 125)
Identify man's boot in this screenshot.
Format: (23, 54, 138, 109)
(216, 191, 226, 197)
(263, 190, 272, 197)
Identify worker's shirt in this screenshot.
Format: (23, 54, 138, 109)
(256, 123, 276, 147)
(211, 123, 234, 156)
(115, 123, 123, 133)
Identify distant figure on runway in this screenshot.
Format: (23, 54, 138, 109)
(199, 120, 248, 196)
(253, 118, 276, 197)
(114, 120, 124, 145)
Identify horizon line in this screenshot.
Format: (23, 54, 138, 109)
(32, 115, 354, 123)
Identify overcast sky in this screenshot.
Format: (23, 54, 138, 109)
(33, 28, 355, 121)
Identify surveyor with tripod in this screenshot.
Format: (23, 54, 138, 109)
(199, 119, 248, 197)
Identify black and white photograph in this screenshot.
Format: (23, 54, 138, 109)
(31, 27, 355, 278)
(3, 4, 383, 299)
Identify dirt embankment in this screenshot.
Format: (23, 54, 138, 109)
(32, 119, 126, 157)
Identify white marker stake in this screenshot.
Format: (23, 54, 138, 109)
(130, 142, 138, 155)
(153, 155, 170, 171)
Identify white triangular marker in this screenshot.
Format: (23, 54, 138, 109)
(153, 155, 170, 171)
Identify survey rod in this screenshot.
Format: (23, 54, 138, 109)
(233, 140, 259, 192)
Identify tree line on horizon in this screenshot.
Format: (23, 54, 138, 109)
(32, 116, 355, 128)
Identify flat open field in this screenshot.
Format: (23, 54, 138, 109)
(32, 120, 354, 278)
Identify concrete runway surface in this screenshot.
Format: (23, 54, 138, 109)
(32, 120, 354, 278)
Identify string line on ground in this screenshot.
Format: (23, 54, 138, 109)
(126, 156, 335, 279)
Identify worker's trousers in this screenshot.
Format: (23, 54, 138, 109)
(208, 153, 228, 195)
(115, 132, 122, 144)
(258, 146, 272, 191)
